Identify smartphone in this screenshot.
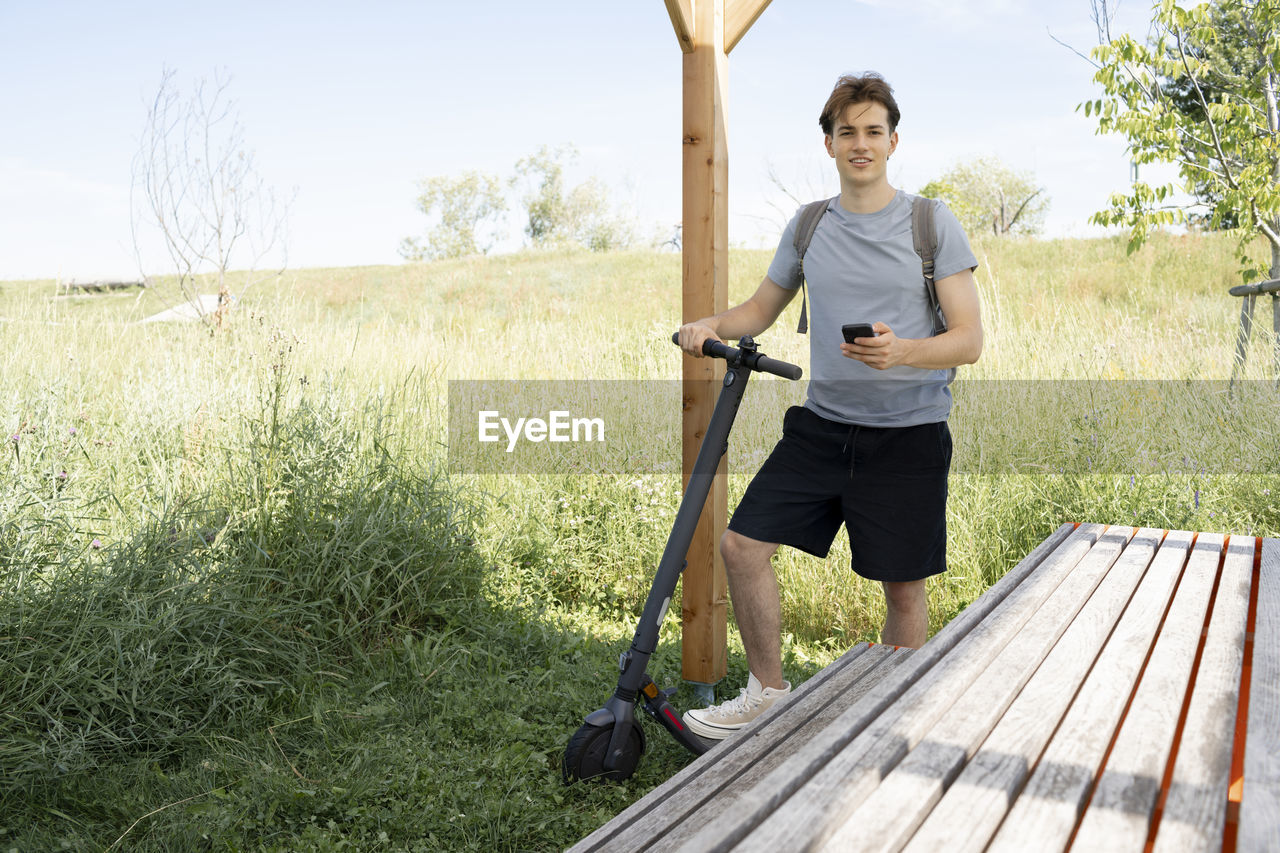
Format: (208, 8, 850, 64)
(841, 323, 875, 344)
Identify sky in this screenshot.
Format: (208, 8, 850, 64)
(0, 0, 1165, 281)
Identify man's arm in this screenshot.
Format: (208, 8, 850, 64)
(677, 277, 797, 356)
(840, 268, 983, 370)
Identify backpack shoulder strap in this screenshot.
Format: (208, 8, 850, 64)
(911, 195, 946, 335)
(793, 197, 833, 334)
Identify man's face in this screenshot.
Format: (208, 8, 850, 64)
(824, 101, 898, 188)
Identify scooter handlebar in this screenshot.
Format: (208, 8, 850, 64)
(670, 333, 803, 381)
(752, 352, 804, 381)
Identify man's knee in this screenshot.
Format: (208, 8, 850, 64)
(882, 579, 928, 613)
(721, 529, 778, 571)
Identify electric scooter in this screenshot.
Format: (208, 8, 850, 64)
(561, 333, 803, 783)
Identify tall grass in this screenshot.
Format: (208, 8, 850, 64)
(1, 330, 480, 786)
(0, 232, 1277, 850)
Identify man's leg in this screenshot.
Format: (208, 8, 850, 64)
(881, 579, 928, 648)
(682, 529, 791, 741)
(720, 529, 785, 688)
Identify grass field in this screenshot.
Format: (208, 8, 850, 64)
(1, 231, 1278, 850)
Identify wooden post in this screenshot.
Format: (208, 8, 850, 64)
(1228, 278, 1280, 387)
(1273, 293, 1279, 383)
(665, 0, 773, 687)
(1232, 293, 1257, 386)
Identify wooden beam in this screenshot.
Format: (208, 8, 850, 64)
(679, 0, 730, 686)
(666, 0, 771, 687)
(724, 0, 773, 53)
(1241, 538, 1280, 852)
(664, 0, 695, 53)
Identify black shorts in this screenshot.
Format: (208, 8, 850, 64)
(727, 406, 952, 583)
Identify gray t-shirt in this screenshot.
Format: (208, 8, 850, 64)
(767, 190, 978, 427)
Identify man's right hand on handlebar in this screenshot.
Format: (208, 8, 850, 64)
(677, 322, 722, 357)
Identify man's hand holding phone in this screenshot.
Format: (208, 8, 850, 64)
(840, 321, 907, 370)
(841, 323, 875, 345)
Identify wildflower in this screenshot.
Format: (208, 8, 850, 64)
(68, 427, 77, 436)
(1194, 489, 1200, 509)
(91, 538, 102, 550)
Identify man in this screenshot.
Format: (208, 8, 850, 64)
(676, 73, 982, 741)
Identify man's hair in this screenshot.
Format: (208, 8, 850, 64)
(819, 73, 901, 136)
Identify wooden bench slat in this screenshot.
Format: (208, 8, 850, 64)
(905, 528, 1176, 853)
(1240, 537, 1280, 853)
(1153, 535, 1254, 852)
(1069, 532, 1225, 851)
(647, 648, 915, 851)
(676, 524, 1106, 852)
(574, 643, 906, 852)
(568, 642, 881, 852)
(987, 529, 1197, 852)
(818, 527, 1151, 853)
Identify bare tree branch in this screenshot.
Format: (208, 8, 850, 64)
(1175, 25, 1244, 194)
(131, 68, 292, 329)
(1047, 27, 1102, 69)
(1093, 0, 1119, 43)
(1005, 188, 1045, 234)
(761, 157, 833, 231)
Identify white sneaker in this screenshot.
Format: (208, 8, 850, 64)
(683, 672, 792, 740)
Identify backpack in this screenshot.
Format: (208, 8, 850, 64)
(792, 195, 945, 336)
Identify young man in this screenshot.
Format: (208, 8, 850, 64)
(676, 73, 982, 741)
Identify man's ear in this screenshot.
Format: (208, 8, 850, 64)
(888, 131, 899, 157)
(824, 134, 835, 158)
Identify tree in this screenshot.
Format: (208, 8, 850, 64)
(512, 145, 632, 251)
(1161, 1, 1256, 230)
(399, 171, 506, 261)
(760, 157, 836, 233)
(132, 68, 290, 328)
(1082, 0, 1280, 282)
(918, 155, 1049, 237)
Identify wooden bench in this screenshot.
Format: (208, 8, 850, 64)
(58, 279, 148, 295)
(571, 523, 1277, 852)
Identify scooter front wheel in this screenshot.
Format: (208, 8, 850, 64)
(562, 721, 645, 784)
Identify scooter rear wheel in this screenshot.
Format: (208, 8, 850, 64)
(562, 721, 645, 784)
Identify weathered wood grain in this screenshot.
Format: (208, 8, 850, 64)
(677, 524, 1106, 852)
(573, 522, 1073, 852)
(568, 641, 878, 852)
(571, 525, 1265, 853)
(1240, 537, 1279, 853)
(987, 529, 1198, 852)
(634, 648, 916, 845)
(574, 643, 907, 852)
(816, 527, 1148, 853)
(1153, 535, 1254, 852)
(905, 528, 1177, 853)
(1069, 533, 1224, 851)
